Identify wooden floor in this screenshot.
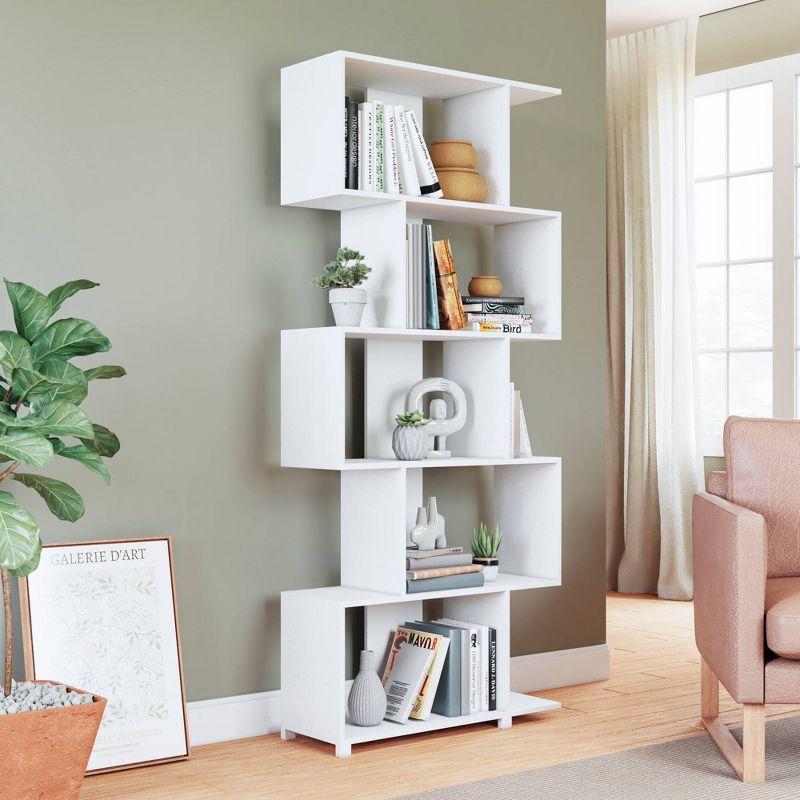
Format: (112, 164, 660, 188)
(79, 593, 800, 799)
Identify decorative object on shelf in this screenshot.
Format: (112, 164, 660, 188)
(347, 650, 387, 727)
(468, 275, 503, 298)
(392, 410, 430, 461)
(0, 276, 126, 795)
(409, 507, 436, 550)
(471, 522, 503, 581)
(426, 496, 446, 548)
(432, 239, 467, 330)
(428, 140, 478, 169)
(312, 247, 372, 327)
(21, 538, 189, 773)
(406, 377, 467, 459)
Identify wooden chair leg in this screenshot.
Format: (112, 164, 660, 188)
(700, 658, 766, 784)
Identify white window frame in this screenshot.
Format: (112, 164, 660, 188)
(695, 54, 799, 456)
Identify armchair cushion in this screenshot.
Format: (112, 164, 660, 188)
(706, 470, 727, 498)
(766, 577, 800, 660)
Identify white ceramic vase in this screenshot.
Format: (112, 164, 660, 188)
(329, 287, 366, 326)
(347, 650, 387, 727)
(392, 425, 427, 461)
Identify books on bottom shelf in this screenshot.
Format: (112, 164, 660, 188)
(404, 546, 483, 593)
(381, 617, 498, 723)
(509, 383, 533, 458)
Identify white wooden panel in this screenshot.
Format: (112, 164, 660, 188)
(365, 339, 422, 458)
(494, 461, 561, 582)
(443, 85, 510, 205)
(365, 88, 423, 123)
(405, 468, 423, 543)
(442, 338, 511, 457)
(494, 216, 562, 338)
(364, 599, 423, 675)
(341, 469, 407, 595)
(281, 328, 345, 468)
(281, 52, 344, 205)
(281, 592, 344, 745)
(341, 200, 406, 328)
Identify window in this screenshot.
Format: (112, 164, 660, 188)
(695, 55, 800, 455)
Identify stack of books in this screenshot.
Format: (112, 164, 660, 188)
(381, 617, 498, 723)
(463, 295, 534, 334)
(405, 546, 483, 593)
(345, 97, 442, 198)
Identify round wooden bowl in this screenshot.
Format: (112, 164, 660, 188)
(468, 275, 503, 297)
(437, 167, 487, 203)
(429, 140, 478, 169)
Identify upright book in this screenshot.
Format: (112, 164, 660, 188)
(383, 104, 400, 194)
(433, 239, 467, 330)
(345, 97, 358, 189)
(424, 224, 439, 329)
(403, 621, 463, 717)
(359, 102, 376, 191)
(403, 109, 442, 198)
(374, 101, 385, 192)
(395, 106, 421, 196)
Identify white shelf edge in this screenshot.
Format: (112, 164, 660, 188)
(280, 456, 561, 471)
(509, 691, 561, 717)
(282, 325, 560, 343)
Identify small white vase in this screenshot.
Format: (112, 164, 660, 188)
(392, 425, 427, 461)
(329, 287, 366, 326)
(347, 650, 387, 726)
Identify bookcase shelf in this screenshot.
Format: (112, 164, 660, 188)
(280, 51, 563, 758)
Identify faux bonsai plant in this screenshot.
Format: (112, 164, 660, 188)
(312, 247, 371, 327)
(392, 410, 430, 461)
(471, 522, 503, 581)
(0, 277, 124, 798)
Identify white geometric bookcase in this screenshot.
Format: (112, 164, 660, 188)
(280, 51, 563, 757)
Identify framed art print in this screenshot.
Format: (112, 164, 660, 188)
(19, 537, 189, 773)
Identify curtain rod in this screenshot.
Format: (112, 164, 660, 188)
(701, 0, 764, 18)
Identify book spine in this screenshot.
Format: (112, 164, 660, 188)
(357, 107, 365, 190)
(405, 572, 484, 593)
(433, 239, 467, 330)
(468, 629, 480, 714)
(519, 398, 533, 457)
(344, 99, 349, 188)
(509, 381, 515, 458)
(469, 322, 533, 334)
(403, 109, 442, 198)
(462, 303, 524, 314)
(513, 388, 521, 458)
(406, 553, 473, 570)
(405, 546, 463, 558)
(374, 101, 385, 192)
(488, 628, 497, 711)
(346, 98, 358, 190)
(466, 313, 534, 324)
(461, 296, 525, 305)
(406, 564, 483, 580)
(424, 224, 439, 329)
(383, 105, 400, 193)
(360, 103, 375, 192)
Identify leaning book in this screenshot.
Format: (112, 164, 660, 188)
(382, 642, 434, 724)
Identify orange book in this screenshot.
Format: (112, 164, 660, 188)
(432, 239, 467, 330)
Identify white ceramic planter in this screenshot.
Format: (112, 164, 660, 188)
(329, 288, 367, 327)
(473, 557, 499, 581)
(392, 425, 427, 461)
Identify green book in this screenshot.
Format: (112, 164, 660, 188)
(405, 572, 484, 593)
(403, 621, 463, 717)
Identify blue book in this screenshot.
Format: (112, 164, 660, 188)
(404, 621, 463, 717)
(424, 224, 440, 329)
(405, 572, 484, 594)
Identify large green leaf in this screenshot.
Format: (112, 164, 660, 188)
(4, 280, 51, 341)
(0, 409, 41, 431)
(0, 431, 54, 467)
(80, 423, 120, 457)
(9, 536, 42, 577)
(30, 401, 93, 438)
(0, 331, 33, 375)
(84, 365, 126, 382)
(31, 318, 111, 362)
(13, 473, 84, 522)
(11, 366, 71, 405)
(33, 360, 88, 405)
(47, 279, 99, 316)
(0, 490, 40, 571)
(52, 442, 110, 484)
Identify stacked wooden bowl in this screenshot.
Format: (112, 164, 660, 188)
(429, 140, 487, 203)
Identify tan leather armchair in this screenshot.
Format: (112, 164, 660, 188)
(693, 416, 800, 783)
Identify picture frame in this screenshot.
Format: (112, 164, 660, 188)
(19, 537, 190, 774)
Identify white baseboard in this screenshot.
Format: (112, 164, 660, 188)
(510, 643, 610, 692)
(186, 644, 609, 747)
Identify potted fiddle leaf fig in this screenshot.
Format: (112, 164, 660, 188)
(0, 277, 125, 799)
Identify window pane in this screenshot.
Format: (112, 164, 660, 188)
(729, 82, 772, 172)
(729, 172, 772, 261)
(729, 262, 772, 348)
(695, 179, 726, 263)
(729, 351, 772, 417)
(696, 266, 726, 349)
(699, 353, 727, 440)
(695, 92, 726, 178)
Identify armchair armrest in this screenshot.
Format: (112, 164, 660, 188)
(693, 492, 766, 703)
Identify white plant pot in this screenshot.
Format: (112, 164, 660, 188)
(329, 288, 367, 327)
(473, 557, 499, 581)
(392, 425, 428, 461)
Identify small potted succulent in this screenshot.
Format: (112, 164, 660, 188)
(471, 522, 503, 581)
(0, 277, 124, 799)
(313, 247, 371, 327)
(392, 410, 430, 461)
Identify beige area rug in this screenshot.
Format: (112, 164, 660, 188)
(396, 717, 800, 798)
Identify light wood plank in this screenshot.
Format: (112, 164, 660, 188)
(743, 703, 766, 784)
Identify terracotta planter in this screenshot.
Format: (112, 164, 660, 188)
(468, 275, 503, 298)
(1, 681, 106, 800)
(436, 167, 487, 203)
(429, 140, 478, 169)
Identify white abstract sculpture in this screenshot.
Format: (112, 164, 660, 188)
(405, 377, 467, 459)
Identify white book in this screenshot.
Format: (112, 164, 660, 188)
(519, 396, 533, 457)
(403, 109, 443, 198)
(509, 382, 515, 457)
(374, 101, 385, 192)
(357, 107, 365, 191)
(383, 105, 400, 194)
(437, 619, 484, 713)
(513, 389, 522, 458)
(394, 106, 421, 196)
(406, 224, 412, 328)
(383, 642, 434, 724)
(359, 103, 376, 192)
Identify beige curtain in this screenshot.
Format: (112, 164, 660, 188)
(606, 19, 703, 601)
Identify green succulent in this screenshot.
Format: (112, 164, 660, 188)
(394, 410, 430, 427)
(312, 247, 371, 289)
(471, 522, 503, 559)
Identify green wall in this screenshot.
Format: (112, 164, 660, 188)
(0, 0, 606, 700)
